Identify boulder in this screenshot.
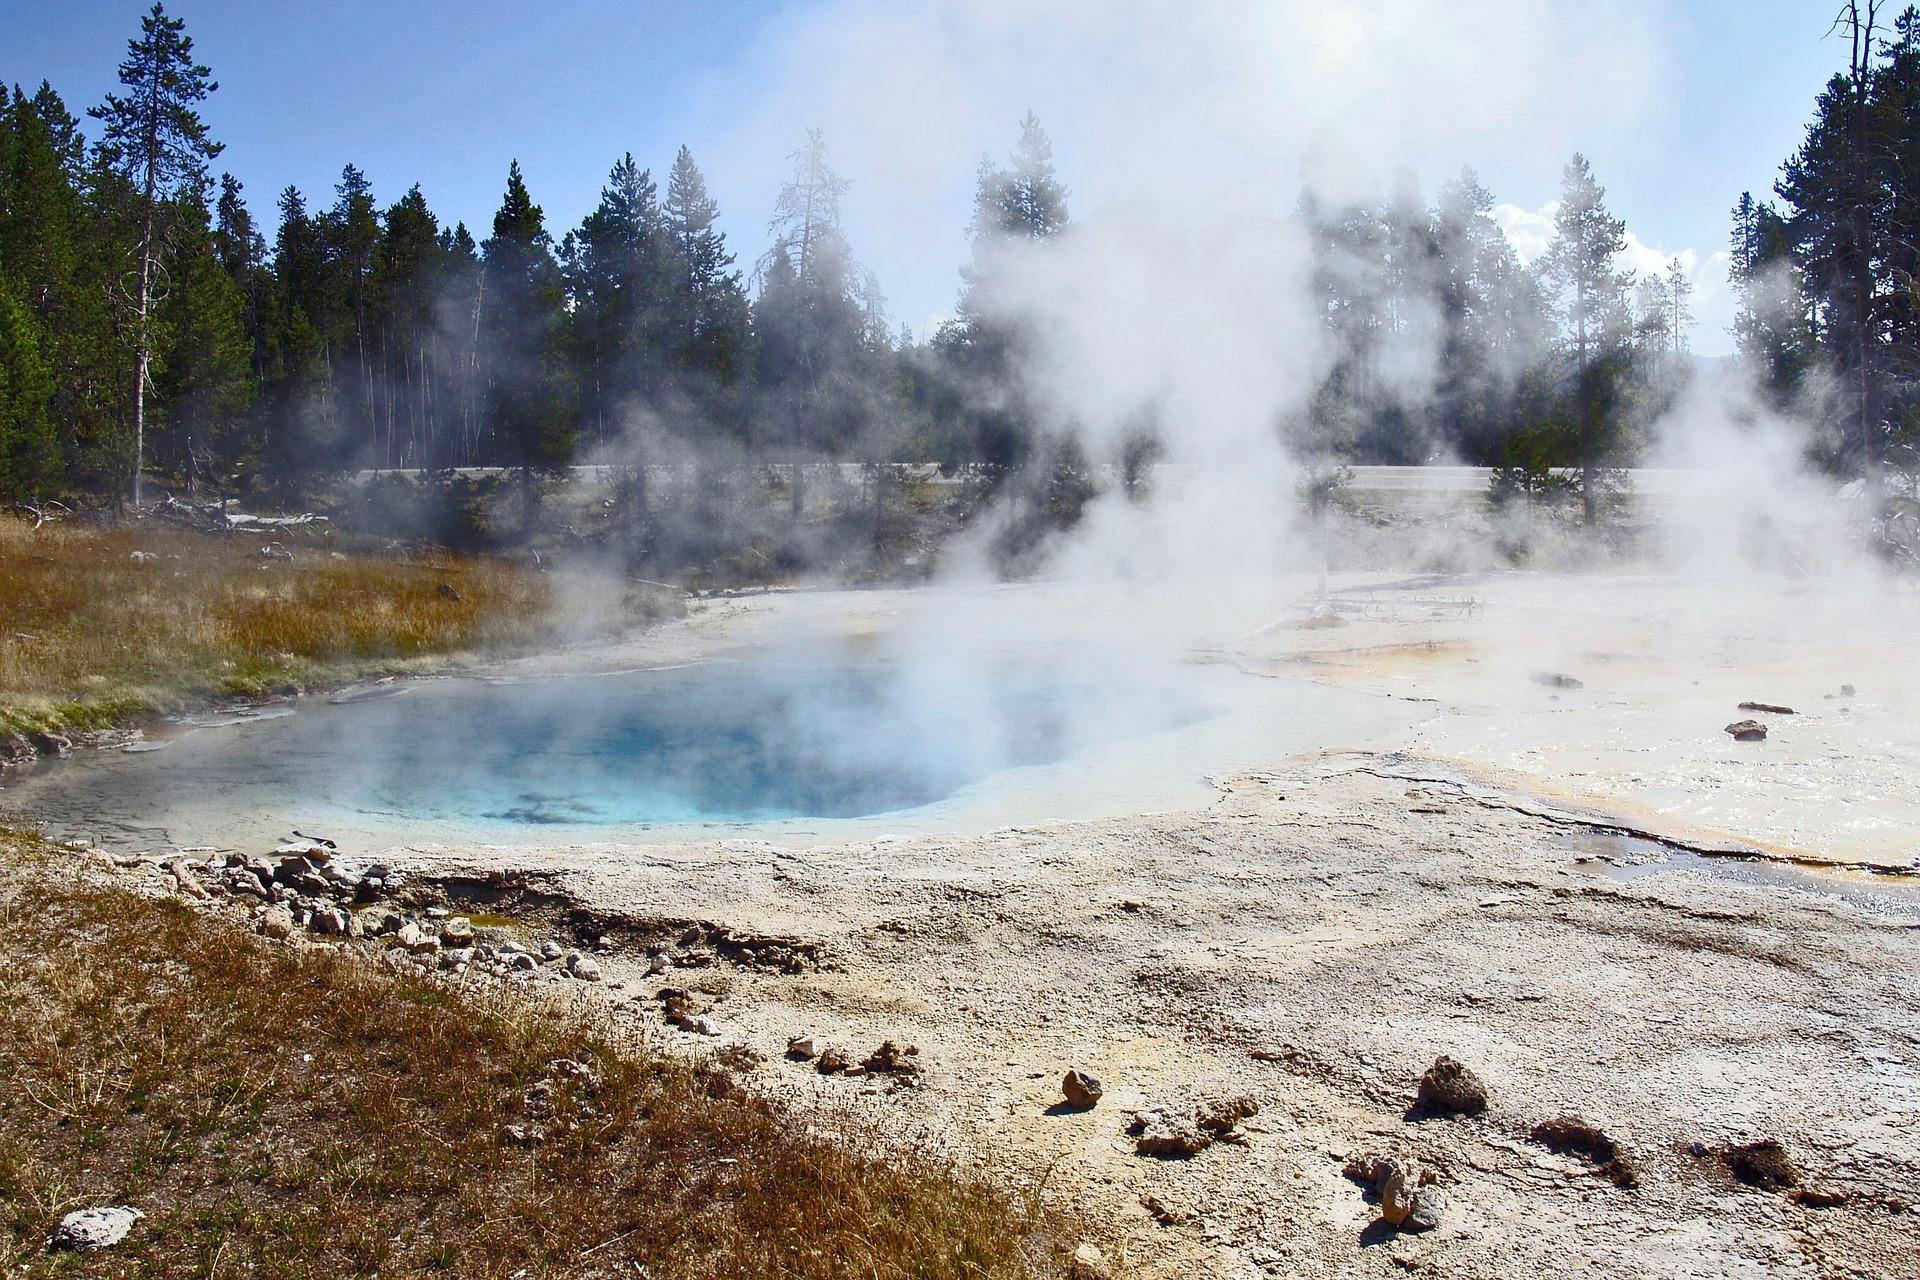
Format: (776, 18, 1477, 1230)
(540, 940, 564, 962)
(565, 952, 603, 982)
(787, 1035, 820, 1061)
(48, 1206, 143, 1252)
(1725, 719, 1768, 742)
(1415, 1054, 1487, 1117)
(1062, 1067, 1105, 1109)
(258, 906, 295, 940)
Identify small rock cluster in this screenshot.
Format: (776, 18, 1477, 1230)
(1128, 1094, 1259, 1158)
(504, 1056, 604, 1147)
(785, 1033, 923, 1081)
(104, 837, 606, 987)
(1343, 1154, 1446, 1231)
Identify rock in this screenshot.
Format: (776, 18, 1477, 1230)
(357, 908, 400, 936)
(787, 1035, 820, 1061)
(1380, 1160, 1419, 1225)
(437, 582, 461, 601)
(1530, 1114, 1638, 1187)
(1532, 672, 1583, 689)
(863, 1040, 922, 1076)
(1196, 1093, 1258, 1136)
(1062, 1067, 1105, 1109)
(1738, 701, 1796, 715)
(549, 1056, 604, 1095)
(312, 906, 352, 937)
(1414, 1054, 1487, 1117)
(1726, 1139, 1799, 1190)
(502, 1122, 547, 1146)
(1405, 1185, 1446, 1231)
(540, 940, 564, 962)
(395, 922, 440, 955)
(565, 952, 602, 982)
(48, 1206, 144, 1252)
(440, 916, 475, 945)
(816, 1046, 852, 1074)
(259, 905, 295, 940)
(1069, 1242, 1111, 1280)
(166, 862, 209, 899)
(275, 838, 332, 863)
(1725, 719, 1768, 741)
(688, 1016, 721, 1036)
(1132, 1110, 1211, 1158)
(1841, 684, 1857, 696)
(1794, 1186, 1848, 1208)
(25, 730, 72, 758)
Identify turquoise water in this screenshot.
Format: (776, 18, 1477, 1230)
(4, 655, 1219, 844)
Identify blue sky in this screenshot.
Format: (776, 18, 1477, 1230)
(0, 1, 1854, 355)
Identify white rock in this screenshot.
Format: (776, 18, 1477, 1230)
(565, 952, 603, 981)
(49, 1206, 144, 1251)
(540, 940, 564, 961)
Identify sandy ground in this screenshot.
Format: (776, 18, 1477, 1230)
(349, 572, 1920, 1279)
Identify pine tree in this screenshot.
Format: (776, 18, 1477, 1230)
(1729, 191, 1814, 406)
(0, 270, 60, 500)
(565, 153, 665, 441)
(662, 146, 750, 388)
(90, 2, 222, 504)
(757, 130, 875, 516)
(325, 164, 382, 449)
(2, 82, 128, 493)
(153, 186, 250, 489)
(481, 161, 573, 531)
(373, 184, 447, 467)
(1541, 154, 1631, 524)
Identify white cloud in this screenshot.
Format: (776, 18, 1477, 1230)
(1492, 201, 1736, 355)
(1493, 201, 1559, 266)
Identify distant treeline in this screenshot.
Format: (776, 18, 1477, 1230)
(20, 0, 1889, 549)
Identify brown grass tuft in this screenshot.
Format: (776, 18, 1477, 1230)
(0, 515, 610, 732)
(0, 830, 1067, 1278)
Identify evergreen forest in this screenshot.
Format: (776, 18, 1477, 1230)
(0, 3, 1913, 563)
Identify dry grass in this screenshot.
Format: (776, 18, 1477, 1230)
(0, 515, 618, 732)
(0, 830, 1069, 1279)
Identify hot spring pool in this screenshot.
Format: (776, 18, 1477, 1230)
(2, 654, 1428, 851)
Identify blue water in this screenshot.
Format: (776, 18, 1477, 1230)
(5, 655, 1220, 843)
